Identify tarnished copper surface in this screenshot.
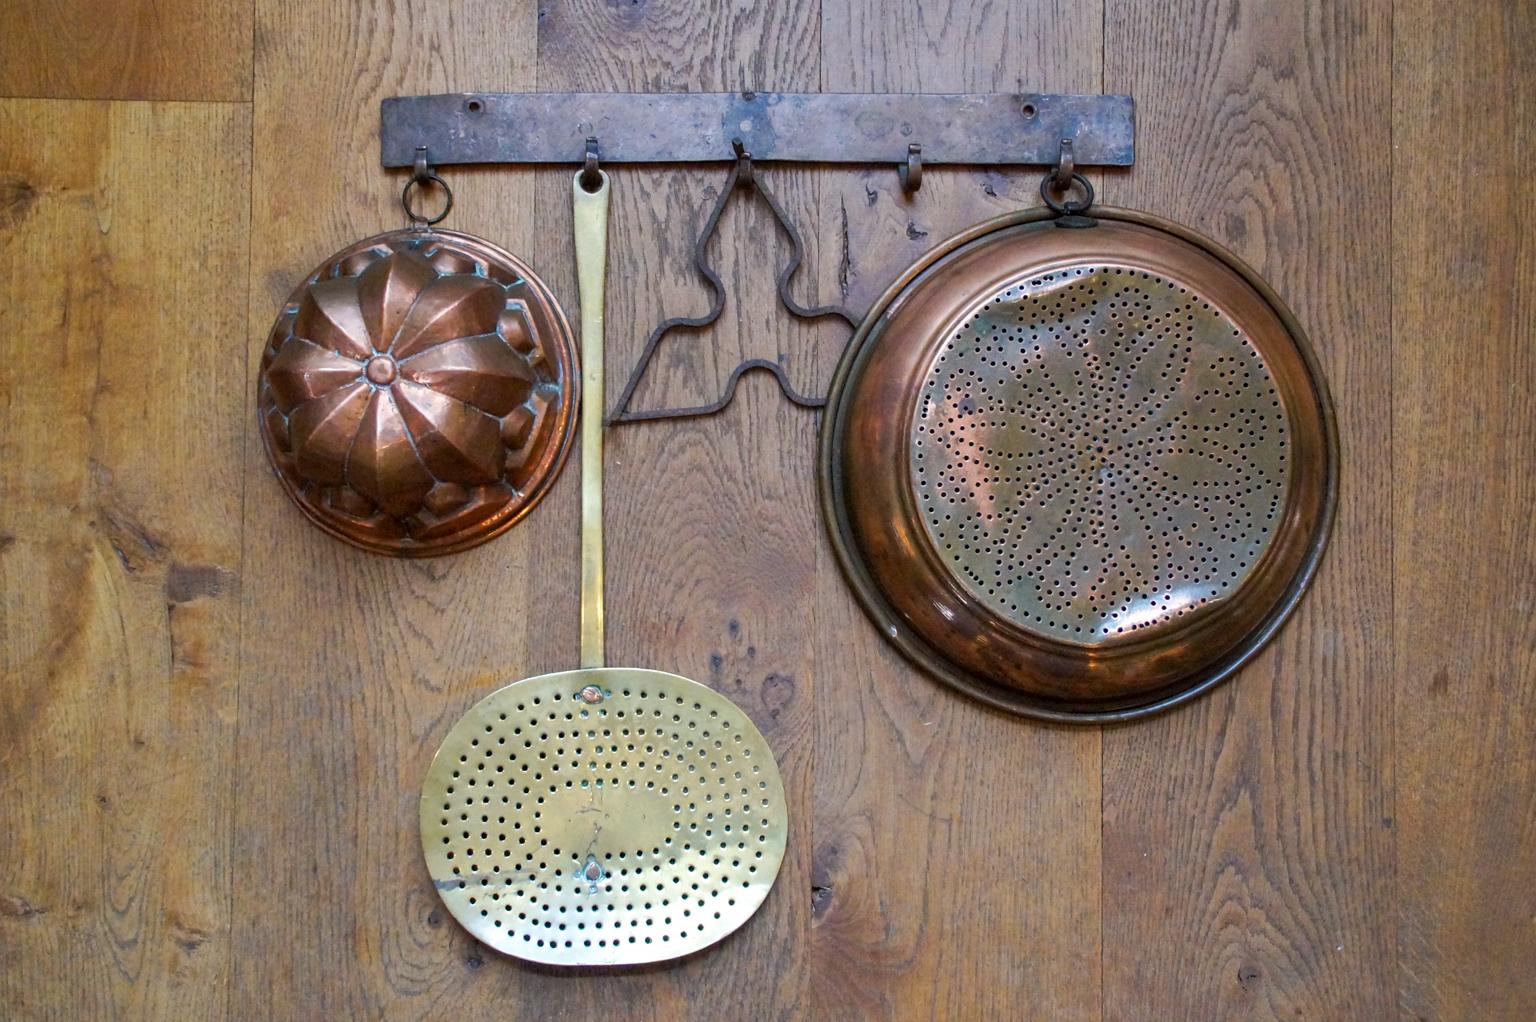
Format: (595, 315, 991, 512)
(820, 208, 1336, 721)
(258, 229, 577, 556)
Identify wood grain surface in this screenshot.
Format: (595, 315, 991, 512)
(1, 0, 1533, 1019)
(233, 4, 559, 1019)
(1393, 1, 1536, 1018)
(1098, 1, 1398, 1017)
(810, 4, 1103, 1020)
(0, 98, 250, 1018)
(0, 0, 250, 102)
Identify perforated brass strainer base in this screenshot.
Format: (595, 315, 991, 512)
(911, 264, 1291, 641)
(420, 668, 788, 966)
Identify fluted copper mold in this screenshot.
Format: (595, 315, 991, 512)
(258, 229, 578, 556)
(820, 208, 1337, 722)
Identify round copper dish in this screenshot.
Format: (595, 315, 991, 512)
(820, 208, 1337, 722)
(258, 229, 578, 556)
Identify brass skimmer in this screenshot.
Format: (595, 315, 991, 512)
(420, 168, 789, 966)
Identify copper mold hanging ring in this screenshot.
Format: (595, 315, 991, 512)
(257, 171, 578, 556)
(820, 194, 1337, 722)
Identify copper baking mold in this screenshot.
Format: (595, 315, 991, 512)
(257, 228, 578, 556)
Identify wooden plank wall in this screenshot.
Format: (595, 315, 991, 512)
(1392, 1, 1536, 1018)
(0, 1, 1531, 1019)
(0, 100, 250, 1019)
(1098, 2, 1397, 1017)
(810, 4, 1103, 1019)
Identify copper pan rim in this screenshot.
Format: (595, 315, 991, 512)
(818, 206, 1338, 723)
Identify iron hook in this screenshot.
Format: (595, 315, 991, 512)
(1051, 137, 1075, 191)
(579, 136, 603, 193)
(402, 145, 452, 228)
(899, 143, 924, 194)
(731, 137, 755, 189)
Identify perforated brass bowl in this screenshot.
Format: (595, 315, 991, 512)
(257, 228, 577, 556)
(820, 207, 1336, 722)
(420, 668, 788, 966)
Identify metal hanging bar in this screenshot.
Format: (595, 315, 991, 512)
(380, 91, 1134, 169)
(375, 91, 1134, 424)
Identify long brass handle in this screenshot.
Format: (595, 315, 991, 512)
(573, 169, 611, 670)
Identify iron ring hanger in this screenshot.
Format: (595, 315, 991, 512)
(401, 145, 453, 227)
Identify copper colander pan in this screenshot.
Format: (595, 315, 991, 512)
(820, 207, 1336, 722)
